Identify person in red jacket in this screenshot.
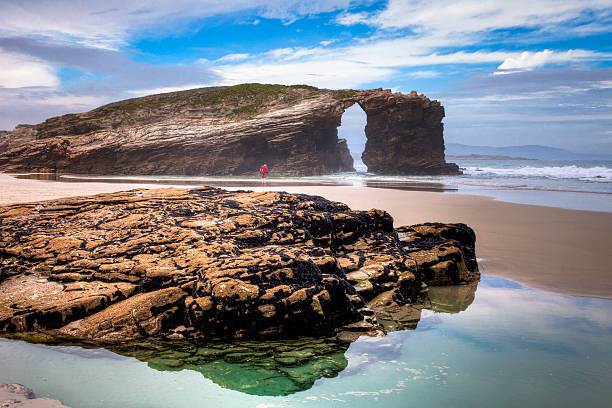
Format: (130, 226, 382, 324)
(259, 164, 269, 179)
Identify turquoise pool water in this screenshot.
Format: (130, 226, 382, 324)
(1, 275, 611, 407)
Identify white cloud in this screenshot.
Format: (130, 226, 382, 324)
(407, 70, 439, 78)
(445, 80, 612, 106)
(265, 48, 296, 59)
(216, 53, 250, 62)
(213, 59, 394, 89)
(451, 110, 612, 122)
(336, 11, 371, 26)
(211, 39, 609, 89)
(595, 80, 612, 89)
(497, 49, 607, 70)
(333, 0, 612, 74)
(448, 93, 553, 103)
(0, 51, 59, 88)
(0, 0, 352, 48)
(127, 84, 215, 96)
(37, 95, 110, 107)
(492, 70, 523, 76)
(371, 0, 612, 35)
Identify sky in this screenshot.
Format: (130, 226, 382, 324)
(1, 0, 611, 154)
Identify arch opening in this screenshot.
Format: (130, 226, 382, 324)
(337, 103, 367, 173)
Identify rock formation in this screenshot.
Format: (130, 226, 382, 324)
(360, 90, 460, 174)
(0, 383, 69, 408)
(0, 84, 459, 175)
(0, 187, 478, 342)
(4, 277, 478, 397)
(0, 125, 36, 153)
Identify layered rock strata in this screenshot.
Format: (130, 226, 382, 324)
(360, 90, 460, 174)
(0, 84, 459, 175)
(0, 187, 478, 341)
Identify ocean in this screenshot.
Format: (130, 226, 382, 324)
(14, 158, 612, 212)
(342, 157, 612, 212)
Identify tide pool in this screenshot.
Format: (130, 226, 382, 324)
(1, 275, 611, 407)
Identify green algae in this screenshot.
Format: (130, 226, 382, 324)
(118, 337, 349, 396)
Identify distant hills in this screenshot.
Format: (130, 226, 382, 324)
(446, 143, 608, 161)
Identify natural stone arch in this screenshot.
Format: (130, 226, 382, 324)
(354, 90, 458, 175)
(0, 84, 459, 176)
(337, 103, 367, 172)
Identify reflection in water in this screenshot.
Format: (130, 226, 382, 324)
(368, 281, 478, 333)
(118, 282, 477, 396)
(424, 282, 478, 314)
(2, 276, 612, 407)
(1, 282, 478, 397)
(114, 338, 349, 396)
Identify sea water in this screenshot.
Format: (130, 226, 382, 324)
(329, 158, 612, 212)
(13, 158, 612, 212)
(1, 275, 611, 408)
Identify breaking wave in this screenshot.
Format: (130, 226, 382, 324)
(463, 165, 612, 182)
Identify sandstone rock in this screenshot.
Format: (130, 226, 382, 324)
(0, 84, 458, 176)
(0, 187, 478, 341)
(0, 125, 36, 153)
(360, 90, 460, 175)
(0, 277, 135, 332)
(396, 222, 479, 285)
(0, 384, 69, 408)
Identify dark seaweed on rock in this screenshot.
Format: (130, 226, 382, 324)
(0, 187, 478, 343)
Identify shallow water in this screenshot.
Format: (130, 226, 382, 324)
(13, 158, 612, 212)
(1, 275, 611, 407)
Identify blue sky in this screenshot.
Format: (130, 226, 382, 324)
(1, 0, 611, 154)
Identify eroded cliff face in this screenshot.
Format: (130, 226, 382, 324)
(359, 90, 460, 175)
(0, 84, 459, 176)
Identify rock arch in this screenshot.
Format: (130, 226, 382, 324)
(0, 85, 459, 176)
(337, 103, 367, 172)
(340, 90, 459, 175)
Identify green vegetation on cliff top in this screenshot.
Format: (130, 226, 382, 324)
(108, 83, 359, 114)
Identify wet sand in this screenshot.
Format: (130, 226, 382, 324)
(1, 173, 611, 299)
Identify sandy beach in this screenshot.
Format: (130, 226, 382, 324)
(1, 173, 610, 299)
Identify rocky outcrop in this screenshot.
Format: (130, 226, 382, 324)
(0, 383, 69, 408)
(0, 125, 36, 152)
(5, 277, 478, 397)
(0, 187, 478, 342)
(396, 223, 478, 285)
(360, 91, 460, 175)
(0, 84, 459, 176)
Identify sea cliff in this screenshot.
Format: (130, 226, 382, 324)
(0, 84, 459, 176)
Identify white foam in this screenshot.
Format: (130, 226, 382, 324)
(463, 165, 612, 182)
